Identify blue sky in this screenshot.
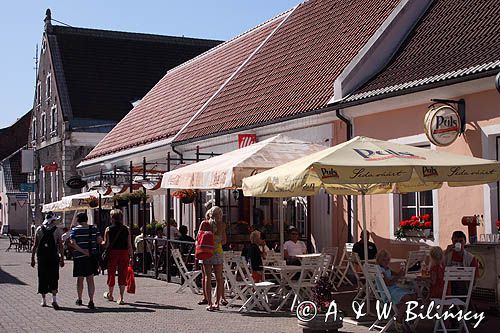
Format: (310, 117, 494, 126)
(0, 0, 302, 128)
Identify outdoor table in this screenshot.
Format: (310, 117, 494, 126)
(262, 265, 316, 312)
(367, 258, 406, 264)
(296, 253, 322, 259)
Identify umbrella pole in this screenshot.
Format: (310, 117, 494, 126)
(361, 193, 370, 313)
(279, 199, 284, 260)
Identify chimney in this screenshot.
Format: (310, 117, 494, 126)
(44, 9, 52, 32)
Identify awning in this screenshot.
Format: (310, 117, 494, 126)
(42, 190, 113, 212)
(161, 134, 328, 190)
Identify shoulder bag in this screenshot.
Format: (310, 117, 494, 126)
(100, 226, 124, 271)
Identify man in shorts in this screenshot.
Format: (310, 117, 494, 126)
(69, 212, 103, 309)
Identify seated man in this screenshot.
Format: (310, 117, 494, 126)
(176, 225, 195, 255)
(352, 231, 378, 260)
(283, 228, 307, 265)
(134, 227, 152, 272)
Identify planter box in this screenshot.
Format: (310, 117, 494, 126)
(297, 314, 343, 332)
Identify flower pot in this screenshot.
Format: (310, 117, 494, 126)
(423, 229, 431, 237)
(297, 313, 343, 332)
(116, 199, 129, 207)
(130, 197, 142, 204)
(180, 197, 195, 204)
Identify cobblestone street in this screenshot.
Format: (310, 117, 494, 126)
(1, 238, 498, 333)
(0, 238, 366, 333)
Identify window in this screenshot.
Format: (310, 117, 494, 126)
(400, 191, 434, 220)
(396, 144, 435, 239)
(36, 81, 41, 105)
(40, 113, 46, 140)
(46, 73, 51, 100)
(32, 118, 37, 141)
(50, 106, 57, 132)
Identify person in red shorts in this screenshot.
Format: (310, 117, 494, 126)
(102, 209, 133, 305)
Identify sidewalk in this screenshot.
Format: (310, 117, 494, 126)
(0, 237, 497, 332)
(0, 238, 338, 333)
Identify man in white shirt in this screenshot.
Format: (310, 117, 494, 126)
(283, 228, 307, 265)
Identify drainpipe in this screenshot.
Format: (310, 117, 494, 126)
(336, 109, 353, 243)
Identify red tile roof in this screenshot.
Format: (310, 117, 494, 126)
(86, 0, 400, 160)
(345, 0, 500, 102)
(85, 12, 288, 160)
(176, 0, 400, 142)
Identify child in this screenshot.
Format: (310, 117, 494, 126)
(247, 230, 265, 282)
(428, 246, 446, 299)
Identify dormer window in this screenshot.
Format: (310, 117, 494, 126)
(41, 38, 47, 54)
(46, 73, 51, 101)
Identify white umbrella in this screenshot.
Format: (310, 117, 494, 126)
(243, 136, 500, 264)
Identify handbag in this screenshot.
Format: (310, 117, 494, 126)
(126, 264, 136, 294)
(100, 226, 124, 270)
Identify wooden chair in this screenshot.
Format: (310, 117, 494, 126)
(405, 250, 428, 277)
(171, 249, 202, 294)
(335, 243, 356, 287)
(364, 264, 398, 333)
(431, 266, 475, 333)
(237, 257, 276, 312)
(321, 246, 339, 288)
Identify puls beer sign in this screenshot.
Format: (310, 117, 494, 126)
(424, 105, 461, 146)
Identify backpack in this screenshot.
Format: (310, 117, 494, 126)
(37, 226, 57, 259)
(195, 222, 214, 260)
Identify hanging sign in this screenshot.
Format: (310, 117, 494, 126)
(44, 163, 58, 172)
(238, 134, 257, 148)
(424, 105, 461, 146)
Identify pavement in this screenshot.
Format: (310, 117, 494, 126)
(0, 237, 498, 332)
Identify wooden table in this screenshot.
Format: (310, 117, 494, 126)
(263, 265, 316, 312)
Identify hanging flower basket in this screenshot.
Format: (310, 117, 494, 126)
(172, 190, 197, 204)
(126, 191, 148, 204)
(85, 196, 99, 208)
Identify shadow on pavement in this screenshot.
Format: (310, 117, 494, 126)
(0, 267, 27, 285)
(59, 306, 155, 313)
(131, 301, 192, 311)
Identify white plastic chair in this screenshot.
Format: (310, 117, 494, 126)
(171, 249, 202, 294)
(289, 256, 321, 311)
(223, 253, 249, 305)
(431, 266, 475, 333)
(321, 246, 339, 288)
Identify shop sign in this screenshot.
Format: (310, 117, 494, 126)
(44, 163, 58, 172)
(238, 134, 257, 148)
(19, 183, 35, 192)
(424, 105, 461, 146)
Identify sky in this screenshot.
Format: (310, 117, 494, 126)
(0, 0, 302, 129)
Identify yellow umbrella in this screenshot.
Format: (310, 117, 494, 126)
(243, 136, 500, 263)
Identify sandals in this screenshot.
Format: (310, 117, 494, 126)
(198, 299, 208, 305)
(206, 305, 220, 311)
(221, 299, 228, 306)
(103, 292, 114, 302)
(117, 300, 125, 305)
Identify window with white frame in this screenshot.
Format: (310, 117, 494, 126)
(40, 113, 46, 140)
(400, 190, 434, 221)
(50, 105, 57, 132)
(395, 144, 435, 238)
(32, 118, 37, 141)
(36, 81, 41, 105)
(46, 73, 51, 100)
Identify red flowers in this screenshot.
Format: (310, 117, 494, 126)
(398, 214, 432, 230)
(496, 220, 500, 228)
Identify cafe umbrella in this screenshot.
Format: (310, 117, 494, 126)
(243, 136, 500, 265)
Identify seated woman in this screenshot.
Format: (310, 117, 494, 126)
(247, 230, 265, 283)
(376, 249, 416, 332)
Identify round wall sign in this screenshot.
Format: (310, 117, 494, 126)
(424, 105, 461, 146)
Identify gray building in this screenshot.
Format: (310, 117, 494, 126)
(29, 9, 222, 225)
